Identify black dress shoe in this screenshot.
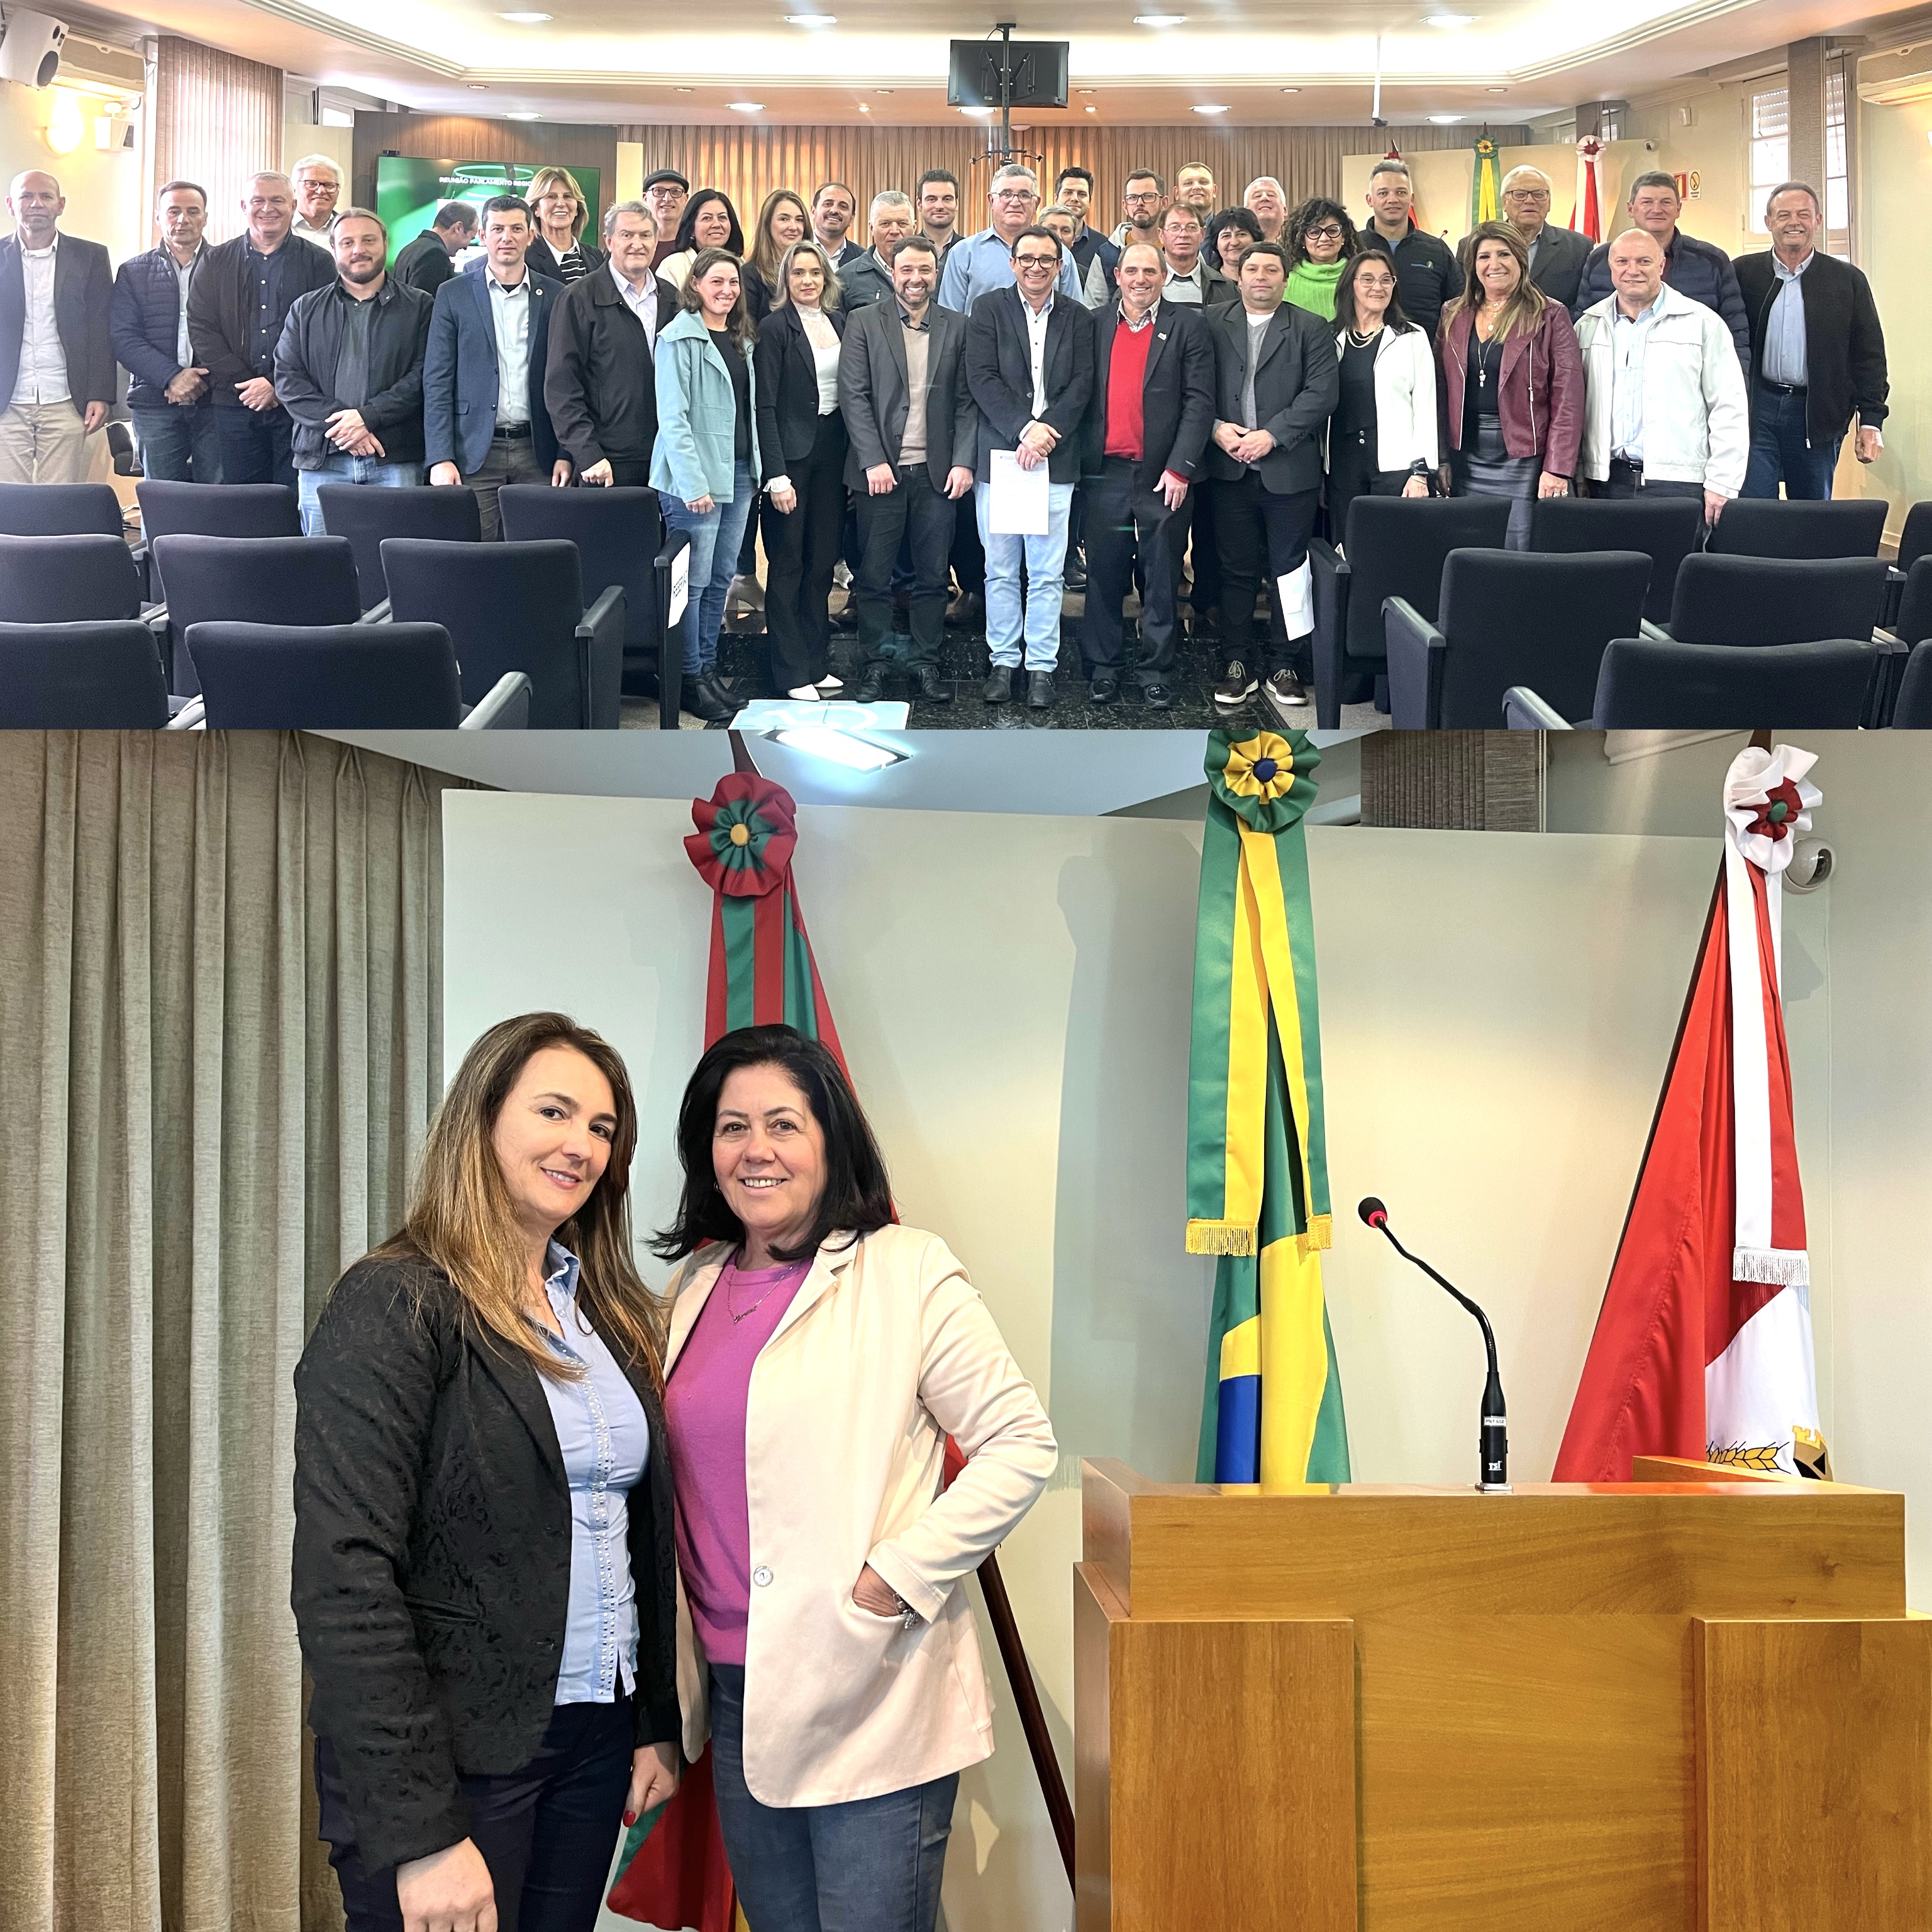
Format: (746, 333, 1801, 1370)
(1028, 669, 1057, 709)
(914, 664, 952, 703)
(849, 667, 887, 704)
(686, 670, 735, 722)
(1142, 681, 1174, 709)
(1090, 672, 1119, 704)
(982, 667, 1012, 704)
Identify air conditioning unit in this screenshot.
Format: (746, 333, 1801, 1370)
(1858, 42, 1932, 106)
(0, 7, 68, 87)
(96, 111, 136, 150)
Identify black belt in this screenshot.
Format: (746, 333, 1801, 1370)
(492, 421, 533, 440)
(1609, 455, 1645, 479)
(1757, 377, 1807, 396)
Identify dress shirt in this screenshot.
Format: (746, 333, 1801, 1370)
(332, 289, 374, 409)
(935, 226, 1081, 312)
(1240, 309, 1271, 430)
(897, 304, 931, 467)
(1526, 227, 1546, 275)
(12, 233, 67, 405)
(528, 1241, 653, 1706)
(246, 240, 297, 378)
(1761, 252, 1812, 388)
(796, 304, 842, 412)
(611, 260, 658, 350)
(1022, 291, 1053, 417)
(487, 270, 533, 425)
(170, 245, 203, 370)
(291, 213, 336, 243)
(1161, 259, 1207, 304)
(1611, 285, 1669, 462)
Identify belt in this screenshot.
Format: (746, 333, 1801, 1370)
(492, 421, 533, 440)
(1609, 455, 1643, 475)
(1758, 377, 1807, 396)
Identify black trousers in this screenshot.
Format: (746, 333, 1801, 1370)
(1082, 457, 1184, 683)
(1213, 472, 1320, 673)
(1326, 430, 1419, 544)
(1585, 469, 1707, 513)
(316, 1697, 634, 1932)
(761, 412, 848, 689)
(950, 491, 984, 595)
(856, 464, 955, 669)
(1182, 474, 1220, 613)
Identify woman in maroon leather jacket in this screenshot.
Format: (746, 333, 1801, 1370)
(1437, 219, 1584, 547)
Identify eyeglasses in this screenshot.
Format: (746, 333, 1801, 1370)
(992, 189, 1036, 204)
(1013, 251, 1059, 267)
(1124, 191, 1163, 206)
(1305, 224, 1344, 241)
(1504, 190, 1552, 203)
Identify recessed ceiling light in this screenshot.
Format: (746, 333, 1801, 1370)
(469, 82, 488, 90)
(497, 10, 551, 19)
(1281, 86, 1300, 93)
(1488, 86, 1507, 93)
(504, 111, 541, 119)
(728, 101, 765, 111)
(875, 87, 891, 94)
(675, 86, 694, 92)
(858, 102, 869, 111)
(783, 11, 836, 21)
(962, 104, 993, 116)
(1426, 11, 1474, 25)
(1084, 104, 1097, 112)
(1427, 113, 1462, 123)
(1077, 86, 1096, 93)
(1133, 12, 1186, 23)
(1192, 103, 1229, 114)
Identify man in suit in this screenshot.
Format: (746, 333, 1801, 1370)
(839, 234, 977, 704)
(1499, 167, 1591, 309)
(963, 224, 1096, 708)
(837, 192, 915, 311)
(1204, 241, 1339, 719)
(424, 194, 569, 539)
(113, 177, 220, 482)
(1735, 180, 1889, 500)
(392, 202, 478, 299)
(1080, 242, 1214, 709)
(0, 170, 113, 484)
(187, 170, 335, 490)
(545, 200, 673, 491)
(1157, 204, 1233, 307)
(811, 182, 864, 272)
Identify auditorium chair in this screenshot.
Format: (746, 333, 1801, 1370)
(0, 619, 174, 727)
(1528, 494, 1703, 626)
(0, 533, 144, 623)
(314, 484, 480, 613)
(1661, 553, 1889, 646)
(1892, 640, 1932, 728)
(1882, 500, 1931, 629)
(183, 621, 531, 729)
(136, 478, 301, 606)
(1384, 548, 1651, 729)
(1309, 494, 1510, 728)
(498, 485, 666, 702)
(1502, 637, 1888, 730)
(0, 480, 124, 537)
(1887, 556, 1932, 647)
(1702, 496, 1887, 560)
(150, 533, 365, 696)
(380, 537, 625, 729)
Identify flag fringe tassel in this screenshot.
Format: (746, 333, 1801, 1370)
(1733, 1246, 1811, 1287)
(1187, 1219, 1257, 1257)
(1297, 1213, 1334, 1255)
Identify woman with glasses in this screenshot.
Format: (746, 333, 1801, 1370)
(1284, 198, 1359, 321)
(1326, 250, 1436, 542)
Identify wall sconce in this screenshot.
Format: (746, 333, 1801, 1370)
(42, 88, 84, 156)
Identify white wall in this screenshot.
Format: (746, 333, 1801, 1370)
(0, 76, 145, 262)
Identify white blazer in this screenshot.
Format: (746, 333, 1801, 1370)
(1328, 322, 1439, 475)
(663, 1223, 1056, 1807)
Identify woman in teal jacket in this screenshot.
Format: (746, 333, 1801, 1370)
(653, 247, 763, 723)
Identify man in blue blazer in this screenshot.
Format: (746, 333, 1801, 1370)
(424, 194, 568, 538)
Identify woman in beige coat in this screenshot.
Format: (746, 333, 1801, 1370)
(653, 1023, 1056, 1932)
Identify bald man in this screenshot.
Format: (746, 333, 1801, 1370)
(0, 169, 113, 483)
(1499, 165, 1591, 308)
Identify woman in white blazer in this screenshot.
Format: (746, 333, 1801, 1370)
(1326, 249, 1438, 543)
(653, 1024, 1056, 1932)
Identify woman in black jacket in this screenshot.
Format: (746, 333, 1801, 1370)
(293, 1012, 680, 1932)
(755, 238, 848, 699)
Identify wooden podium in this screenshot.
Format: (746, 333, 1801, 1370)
(1074, 1457, 1930, 1931)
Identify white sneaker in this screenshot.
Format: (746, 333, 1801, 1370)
(816, 674, 844, 692)
(786, 684, 823, 701)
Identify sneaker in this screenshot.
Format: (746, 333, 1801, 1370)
(816, 673, 844, 692)
(1262, 668, 1311, 716)
(786, 684, 823, 701)
(1213, 659, 1258, 708)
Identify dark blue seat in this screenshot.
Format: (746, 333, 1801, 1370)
(1663, 553, 1888, 646)
(0, 481, 124, 536)
(314, 484, 482, 612)
(380, 536, 625, 729)
(1889, 556, 1932, 647)
(186, 621, 530, 728)
(1704, 496, 1887, 560)
(0, 533, 144, 622)
(1385, 548, 1652, 729)
(1529, 493, 1704, 626)
(136, 478, 302, 609)
(1892, 640, 1932, 728)
(0, 619, 170, 726)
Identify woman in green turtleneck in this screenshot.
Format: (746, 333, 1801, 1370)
(1283, 197, 1360, 321)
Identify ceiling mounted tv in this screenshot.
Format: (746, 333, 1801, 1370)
(947, 38, 1070, 111)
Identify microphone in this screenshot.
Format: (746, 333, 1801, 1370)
(1357, 1196, 1509, 1492)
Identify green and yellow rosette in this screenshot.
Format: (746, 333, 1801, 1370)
(1471, 136, 1501, 226)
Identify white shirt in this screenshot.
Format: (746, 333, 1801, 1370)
(1023, 292, 1053, 418)
(611, 260, 658, 351)
(170, 245, 203, 370)
(488, 271, 532, 425)
(1162, 259, 1206, 304)
(1611, 286, 1667, 463)
(13, 231, 69, 406)
(796, 304, 842, 414)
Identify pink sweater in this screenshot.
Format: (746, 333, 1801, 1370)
(663, 1254, 812, 1666)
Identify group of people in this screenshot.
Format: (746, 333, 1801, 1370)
(1, 144, 1890, 717)
(292, 1013, 1055, 1932)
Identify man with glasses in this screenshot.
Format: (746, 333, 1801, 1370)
(1499, 165, 1590, 308)
(963, 224, 1094, 708)
(642, 170, 689, 269)
(1157, 204, 1231, 306)
(938, 163, 1082, 311)
(1119, 170, 1167, 257)
(1358, 157, 1461, 345)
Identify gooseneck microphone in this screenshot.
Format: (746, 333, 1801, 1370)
(1358, 1197, 1510, 1492)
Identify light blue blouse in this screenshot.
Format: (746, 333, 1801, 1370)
(531, 1241, 652, 1706)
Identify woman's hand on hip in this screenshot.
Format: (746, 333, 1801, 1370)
(396, 1836, 496, 1932)
(625, 1741, 681, 1823)
(853, 1562, 904, 1618)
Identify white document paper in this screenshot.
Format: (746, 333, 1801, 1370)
(987, 448, 1051, 535)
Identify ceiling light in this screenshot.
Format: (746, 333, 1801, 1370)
(858, 102, 869, 110)
(1133, 11, 1186, 22)
(962, 104, 994, 116)
(504, 111, 541, 119)
(875, 87, 891, 94)
(1426, 11, 1474, 24)
(469, 82, 488, 89)
(1281, 86, 1300, 93)
(1085, 104, 1097, 112)
(771, 727, 905, 772)
(1077, 87, 1096, 93)
(728, 101, 765, 111)
(1427, 113, 1462, 123)
(783, 10, 836, 19)
(1192, 103, 1229, 114)
(1489, 87, 1508, 93)
(675, 86, 694, 92)
(497, 10, 551, 19)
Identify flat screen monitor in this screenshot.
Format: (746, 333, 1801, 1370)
(374, 157, 601, 265)
(946, 39, 1069, 111)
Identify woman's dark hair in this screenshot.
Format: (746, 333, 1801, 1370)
(671, 188, 744, 258)
(1286, 196, 1359, 265)
(652, 1024, 894, 1264)
(1333, 248, 1418, 335)
(1206, 204, 1262, 267)
(680, 246, 758, 348)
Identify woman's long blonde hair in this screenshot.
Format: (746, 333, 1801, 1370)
(372, 1012, 665, 1385)
(1441, 219, 1548, 343)
(772, 237, 843, 314)
(526, 165, 589, 242)
(751, 187, 811, 289)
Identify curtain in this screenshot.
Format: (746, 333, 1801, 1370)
(153, 38, 284, 244)
(0, 731, 457, 1932)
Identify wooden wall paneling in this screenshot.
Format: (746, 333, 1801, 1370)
(153, 38, 284, 244)
(352, 111, 619, 223)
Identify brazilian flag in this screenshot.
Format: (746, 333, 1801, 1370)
(1187, 730, 1350, 1486)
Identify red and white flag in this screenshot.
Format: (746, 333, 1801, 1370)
(1554, 745, 1829, 1482)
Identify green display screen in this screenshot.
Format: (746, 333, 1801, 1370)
(374, 157, 602, 264)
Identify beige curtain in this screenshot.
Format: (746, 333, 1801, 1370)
(153, 38, 285, 244)
(0, 731, 458, 1932)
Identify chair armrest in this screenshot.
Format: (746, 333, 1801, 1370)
(575, 583, 627, 729)
(1639, 619, 1673, 642)
(1383, 595, 1446, 730)
(460, 670, 533, 730)
(145, 604, 174, 692)
(1308, 537, 1352, 731)
(1867, 631, 1912, 728)
(355, 599, 392, 625)
(131, 540, 152, 602)
(1884, 563, 1906, 633)
(1502, 684, 1571, 730)
(165, 696, 205, 730)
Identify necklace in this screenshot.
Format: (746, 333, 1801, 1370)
(1348, 325, 1382, 348)
(724, 1257, 792, 1323)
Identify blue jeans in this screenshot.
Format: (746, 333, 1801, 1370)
(297, 452, 423, 534)
(707, 1663, 957, 1932)
(213, 404, 297, 492)
(1741, 385, 1841, 500)
(131, 402, 223, 483)
(662, 459, 756, 673)
(975, 477, 1075, 670)
(314, 1696, 633, 1932)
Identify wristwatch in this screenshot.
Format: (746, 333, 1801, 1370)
(887, 1587, 923, 1631)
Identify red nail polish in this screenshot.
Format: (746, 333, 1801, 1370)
(623, 1811, 638, 1826)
